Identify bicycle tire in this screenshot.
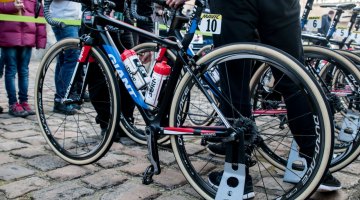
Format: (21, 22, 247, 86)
(35, 38, 120, 164)
(169, 43, 333, 199)
(253, 46, 360, 173)
(328, 49, 360, 172)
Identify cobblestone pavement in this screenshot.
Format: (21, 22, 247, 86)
(0, 60, 359, 200)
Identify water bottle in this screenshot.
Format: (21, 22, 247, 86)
(121, 49, 150, 90)
(145, 61, 171, 107)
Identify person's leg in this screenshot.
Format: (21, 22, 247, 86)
(52, 26, 80, 114)
(209, 0, 259, 119)
(258, 0, 315, 163)
(207, 1, 259, 198)
(52, 26, 80, 99)
(3, 47, 28, 117)
(258, 0, 341, 191)
(0, 48, 3, 113)
(17, 47, 35, 115)
(54, 56, 64, 100)
(0, 48, 4, 78)
(17, 47, 31, 104)
(3, 47, 18, 106)
(87, 62, 111, 130)
(116, 26, 136, 126)
(52, 25, 79, 41)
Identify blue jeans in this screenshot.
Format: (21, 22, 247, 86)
(0, 48, 4, 78)
(2, 47, 32, 105)
(52, 25, 80, 100)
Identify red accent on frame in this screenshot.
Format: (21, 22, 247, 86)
(163, 127, 217, 135)
(88, 56, 95, 62)
(78, 45, 92, 62)
(331, 89, 352, 96)
(164, 127, 195, 132)
(200, 130, 216, 134)
(156, 47, 168, 62)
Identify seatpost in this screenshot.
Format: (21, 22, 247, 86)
(340, 11, 359, 48)
(326, 9, 343, 40)
(348, 15, 360, 48)
(301, 0, 315, 29)
(355, 17, 360, 31)
(348, 11, 358, 32)
(181, 0, 204, 50)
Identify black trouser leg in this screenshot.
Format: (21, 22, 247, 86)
(87, 63, 110, 129)
(210, 0, 315, 162)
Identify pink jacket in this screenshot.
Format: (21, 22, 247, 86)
(0, 0, 47, 48)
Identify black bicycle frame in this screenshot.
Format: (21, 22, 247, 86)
(93, 14, 189, 126)
(81, 1, 232, 135)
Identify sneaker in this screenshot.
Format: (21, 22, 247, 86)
(208, 170, 255, 199)
(69, 94, 82, 110)
(0, 106, 3, 114)
(207, 142, 226, 158)
(9, 102, 28, 117)
(53, 101, 76, 115)
(20, 102, 35, 115)
(317, 173, 342, 192)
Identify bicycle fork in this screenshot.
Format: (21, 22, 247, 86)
(143, 125, 161, 185)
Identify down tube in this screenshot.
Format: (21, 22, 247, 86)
(102, 44, 150, 109)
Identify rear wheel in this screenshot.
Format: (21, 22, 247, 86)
(169, 43, 333, 199)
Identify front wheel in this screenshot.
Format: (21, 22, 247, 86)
(169, 43, 333, 199)
(35, 38, 120, 165)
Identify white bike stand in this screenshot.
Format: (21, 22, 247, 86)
(283, 140, 308, 184)
(215, 162, 246, 200)
(338, 110, 359, 142)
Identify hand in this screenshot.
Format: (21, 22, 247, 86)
(14, 0, 24, 10)
(166, 0, 188, 9)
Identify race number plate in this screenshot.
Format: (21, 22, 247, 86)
(334, 26, 348, 39)
(198, 13, 222, 34)
(306, 16, 321, 31)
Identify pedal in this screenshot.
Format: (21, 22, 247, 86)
(283, 140, 308, 184)
(338, 110, 360, 142)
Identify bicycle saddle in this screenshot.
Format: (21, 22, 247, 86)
(353, 7, 360, 13)
(320, 3, 356, 11)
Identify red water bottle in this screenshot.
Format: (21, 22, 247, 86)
(145, 61, 171, 107)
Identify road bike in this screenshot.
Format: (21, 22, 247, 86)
(35, 0, 334, 199)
